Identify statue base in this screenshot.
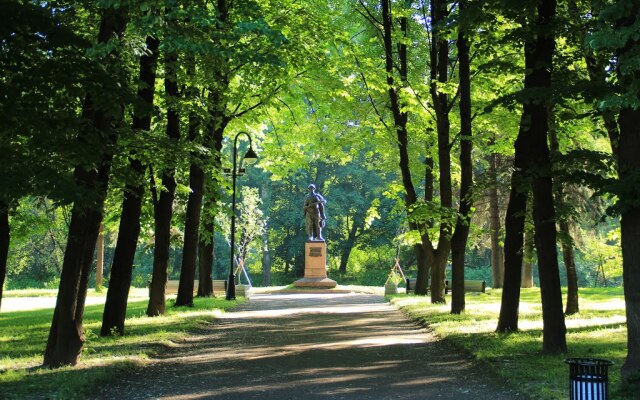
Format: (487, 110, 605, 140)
(294, 241, 336, 289)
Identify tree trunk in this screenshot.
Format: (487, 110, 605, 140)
(101, 35, 159, 335)
(451, 5, 473, 314)
(489, 151, 504, 288)
(0, 203, 9, 311)
(339, 220, 359, 273)
(618, 99, 640, 383)
(560, 220, 579, 315)
(497, 107, 531, 332)
(96, 223, 104, 288)
(428, 0, 453, 304)
(176, 161, 204, 306)
(528, 0, 566, 353)
(176, 107, 206, 306)
(43, 9, 127, 368)
(197, 214, 214, 297)
(379, 0, 430, 295)
(147, 42, 180, 317)
(549, 105, 579, 316)
(262, 230, 271, 287)
(521, 229, 535, 288)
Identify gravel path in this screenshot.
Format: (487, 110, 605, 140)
(91, 292, 526, 400)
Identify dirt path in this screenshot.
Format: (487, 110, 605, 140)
(92, 292, 526, 399)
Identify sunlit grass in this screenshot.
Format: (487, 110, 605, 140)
(391, 287, 633, 399)
(0, 292, 244, 399)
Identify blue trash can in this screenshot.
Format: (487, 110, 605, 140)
(565, 358, 613, 400)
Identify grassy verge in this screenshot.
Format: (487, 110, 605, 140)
(391, 287, 634, 399)
(0, 293, 244, 399)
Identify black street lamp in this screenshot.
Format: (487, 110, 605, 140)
(226, 131, 258, 300)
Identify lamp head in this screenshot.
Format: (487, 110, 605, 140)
(243, 147, 258, 164)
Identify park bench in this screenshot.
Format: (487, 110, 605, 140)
(405, 278, 486, 294)
(162, 280, 227, 295)
(406, 278, 418, 293)
(445, 279, 486, 294)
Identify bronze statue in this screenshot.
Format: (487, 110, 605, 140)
(303, 184, 327, 241)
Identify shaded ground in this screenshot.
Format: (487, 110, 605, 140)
(92, 292, 527, 399)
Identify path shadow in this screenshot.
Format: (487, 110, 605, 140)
(91, 293, 527, 400)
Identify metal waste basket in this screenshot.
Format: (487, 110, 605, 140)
(565, 358, 613, 400)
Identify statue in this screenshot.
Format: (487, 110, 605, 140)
(303, 184, 327, 241)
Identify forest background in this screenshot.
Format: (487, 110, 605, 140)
(1, 0, 639, 382)
(2, 0, 623, 292)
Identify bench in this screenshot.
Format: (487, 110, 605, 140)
(406, 278, 486, 294)
(406, 278, 417, 293)
(445, 279, 486, 294)
(163, 280, 228, 295)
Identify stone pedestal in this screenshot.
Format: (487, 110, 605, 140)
(294, 241, 337, 288)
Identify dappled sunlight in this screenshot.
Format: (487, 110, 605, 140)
(88, 292, 520, 400)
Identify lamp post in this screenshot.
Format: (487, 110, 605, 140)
(226, 132, 258, 300)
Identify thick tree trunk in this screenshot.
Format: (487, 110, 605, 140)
(147, 45, 180, 317)
(521, 229, 535, 288)
(489, 152, 504, 288)
(176, 109, 206, 306)
(451, 10, 473, 314)
(197, 214, 214, 297)
(527, 0, 566, 353)
(428, 0, 452, 304)
(43, 9, 127, 368)
(618, 105, 640, 382)
(176, 162, 205, 306)
(196, 119, 224, 298)
(101, 35, 159, 335)
(497, 118, 530, 332)
(0, 203, 9, 311)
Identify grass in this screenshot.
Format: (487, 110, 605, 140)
(391, 287, 634, 400)
(0, 291, 245, 399)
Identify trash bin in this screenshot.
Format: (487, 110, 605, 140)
(565, 358, 613, 400)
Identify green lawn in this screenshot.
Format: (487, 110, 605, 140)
(0, 292, 244, 399)
(391, 287, 634, 400)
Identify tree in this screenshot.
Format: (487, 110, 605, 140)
(44, 5, 129, 367)
(589, 0, 640, 383)
(450, 0, 474, 314)
(498, 0, 568, 354)
(101, 31, 160, 335)
(147, 6, 182, 316)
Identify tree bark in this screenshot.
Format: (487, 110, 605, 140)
(339, 219, 359, 273)
(549, 107, 579, 315)
(0, 203, 9, 311)
(147, 40, 180, 317)
(43, 9, 127, 368)
(101, 35, 159, 335)
(262, 229, 271, 287)
(496, 133, 528, 332)
(489, 151, 504, 288)
(451, 10, 473, 314)
(619, 105, 640, 382)
(521, 229, 535, 288)
(560, 220, 579, 314)
(197, 209, 214, 297)
(527, 0, 566, 353)
(96, 223, 104, 288)
(177, 101, 206, 305)
(427, 0, 453, 304)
